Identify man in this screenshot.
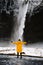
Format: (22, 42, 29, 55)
(11, 39, 26, 59)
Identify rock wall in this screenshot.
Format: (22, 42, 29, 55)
(23, 4, 43, 43)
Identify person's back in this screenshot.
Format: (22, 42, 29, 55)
(11, 39, 26, 59)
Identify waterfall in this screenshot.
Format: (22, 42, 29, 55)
(17, 0, 29, 41)
(16, 0, 42, 41)
(12, 0, 29, 41)
(0, 0, 42, 47)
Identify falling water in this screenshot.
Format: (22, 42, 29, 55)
(17, 0, 29, 41)
(0, 0, 42, 47)
(11, 0, 29, 41)
(16, 0, 42, 41)
(0, 0, 29, 46)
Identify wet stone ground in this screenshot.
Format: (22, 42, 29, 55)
(0, 55, 43, 65)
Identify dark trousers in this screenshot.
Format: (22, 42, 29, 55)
(17, 52, 22, 59)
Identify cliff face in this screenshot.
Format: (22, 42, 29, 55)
(0, 11, 16, 41)
(0, 0, 18, 41)
(23, 4, 43, 43)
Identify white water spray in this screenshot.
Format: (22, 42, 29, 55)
(12, 0, 29, 41)
(18, 0, 29, 41)
(15, 0, 42, 41)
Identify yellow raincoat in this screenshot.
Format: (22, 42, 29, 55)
(12, 41, 26, 53)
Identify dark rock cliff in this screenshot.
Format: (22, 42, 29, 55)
(23, 4, 43, 43)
